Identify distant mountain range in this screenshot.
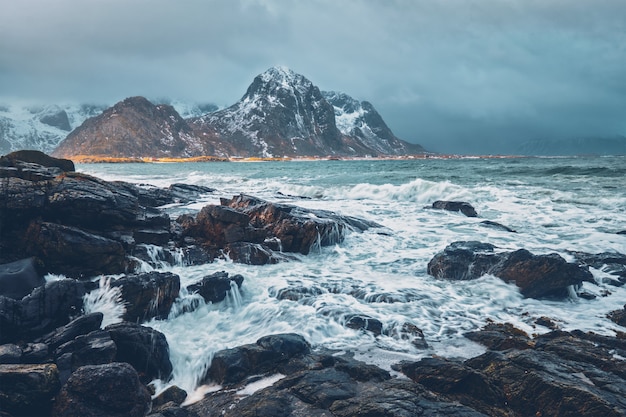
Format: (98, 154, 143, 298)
(0, 100, 216, 156)
(50, 67, 425, 158)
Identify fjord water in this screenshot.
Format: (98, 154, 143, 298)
(81, 156, 626, 393)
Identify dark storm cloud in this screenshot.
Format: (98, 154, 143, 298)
(1, 0, 624, 153)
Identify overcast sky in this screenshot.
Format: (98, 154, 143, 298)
(1, 0, 624, 153)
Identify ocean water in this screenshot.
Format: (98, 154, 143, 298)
(80, 156, 626, 395)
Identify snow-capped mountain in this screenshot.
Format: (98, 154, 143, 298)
(189, 66, 353, 157)
(53, 96, 216, 158)
(0, 103, 107, 154)
(49, 67, 425, 159)
(189, 66, 423, 157)
(322, 91, 424, 155)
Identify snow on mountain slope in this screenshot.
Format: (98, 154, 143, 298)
(189, 66, 423, 157)
(190, 66, 346, 157)
(0, 103, 107, 154)
(322, 91, 425, 155)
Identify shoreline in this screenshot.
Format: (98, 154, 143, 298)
(66, 153, 527, 164)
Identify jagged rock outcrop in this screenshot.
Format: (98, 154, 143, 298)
(427, 241, 594, 298)
(109, 271, 181, 322)
(105, 322, 173, 383)
(187, 271, 244, 304)
(0, 363, 61, 416)
(51, 363, 151, 417)
(177, 193, 379, 264)
(0, 155, 170, 277)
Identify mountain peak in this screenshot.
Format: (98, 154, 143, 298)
(259, 66, 299, 83)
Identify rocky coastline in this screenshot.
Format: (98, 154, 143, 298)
(2, 150, 626, 416)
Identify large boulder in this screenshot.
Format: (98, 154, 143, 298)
(0, 363, 61, 416)
(205, 333, 310, 386)
(39, 312, 104, 351)
(186, 271, 244, 303)
(0, 279, 86, 343)
(24, 221, 128, 278)
(110, 271, 180, 322)
(106, 322, 173, 383)
(223, 194, 348, 254)
(1, 150, 74, 172)
(0, 257, 45, 300)
(427, 241, 499, 281)
(431, 200, 478, 217)
(179, 194, 377, 264)
(428, 241, 594, 299)
(54, 330, 117, 384)
(490, 249, 594, 298)
(51, 362, 151, 417)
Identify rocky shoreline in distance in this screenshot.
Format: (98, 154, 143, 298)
(2, 150, 626, 416)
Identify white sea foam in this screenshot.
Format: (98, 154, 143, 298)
(80, 157, 626, 393)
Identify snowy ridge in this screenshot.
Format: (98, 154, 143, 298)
(322, 91, 421, 155)
(4, 67, 425, 158)
(191, 66, 342, 157)
(0, 103, 106, 154)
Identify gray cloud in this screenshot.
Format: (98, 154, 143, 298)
(1, 0, 624, 153)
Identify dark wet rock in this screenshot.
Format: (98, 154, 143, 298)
(39, 312, 104, 351)
(467, 348, 626, 417)
(54, 329, 117, 384)
(608, 305, 626, 327)
(1, 150, 74, 172)
(570, 250, 626, 282)
(186, 271, 244, 303)
(431, 200, 478, 217)
(112, 182, 215, 209)
(181, 192, 379, 264)
(193, 359, 484, 417)
(110, 271, 180, 322)
(0, 258, 45, 300)
(282, 367, 359, 408)
(272, 285, 326, 301)
(330, 378, 488, 417)
(427, 241, 499, 281)
(24, 221, 128, 278)
(479, 220, 517, 233)
(0, 363, 60, 416)
(384, 322, 429, 349)
(52, 362, 150, 417)
(152, 385, 188, 409)
(428, 242, 594, 299)
(225, 242, 279, 265)
(396, 357, 510, 417)
(535, 316, 559, 330)
(148, 403, 199, 417)
(0, 279, 86, 343)
(491, 249, 594, 298)
(223, 194, 350, 254)
(344, 314, 383, 336)
(133, 228, 171, 245)
(205, 333, 310, 386)
(618, 230, 626, 235)
(464, 322, 534, 351)
(0, 344, 22, 364)
(106, 322, 173, 383)
(390, 327, 626, 416)
(0, 156, 182, 278)
(22, 343, 48, 363)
